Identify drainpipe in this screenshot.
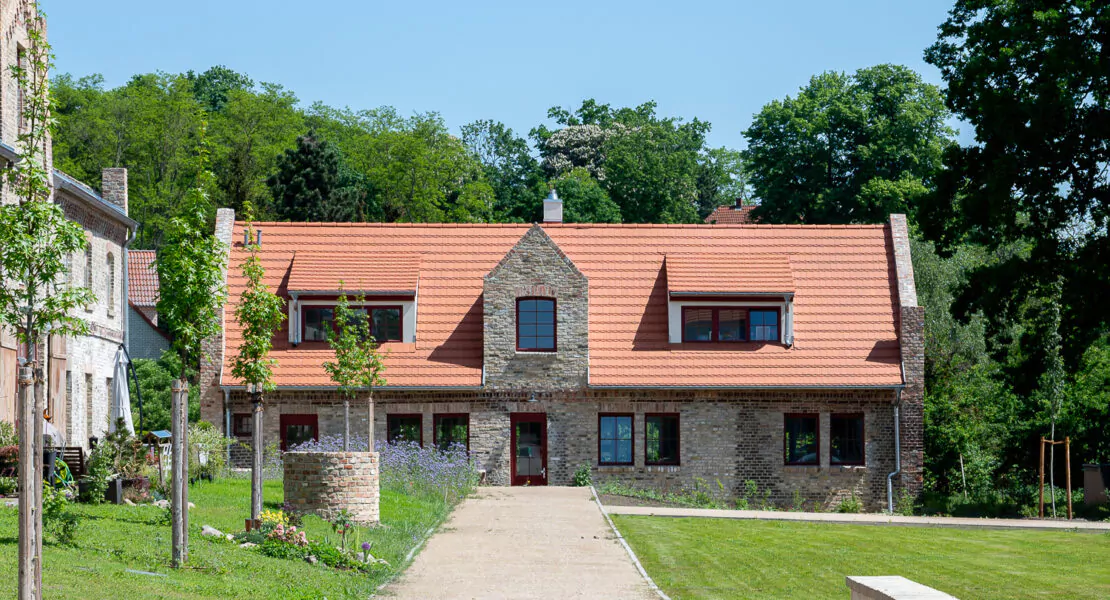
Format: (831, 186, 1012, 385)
(122, 226, 137, 351)
(887, 387, 903, 514)
(224, 388, 232, 467)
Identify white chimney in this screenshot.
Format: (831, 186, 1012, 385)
(543, 189, 563, 223)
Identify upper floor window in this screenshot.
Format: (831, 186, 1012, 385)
(84, 245, 93, 289)
(681, 306, 780, 343)
(516, 297, 555, 352)
(302, 305, 403, 343)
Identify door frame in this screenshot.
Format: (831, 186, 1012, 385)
(510, 412, 547, 486)
(279, 413, 318, 451)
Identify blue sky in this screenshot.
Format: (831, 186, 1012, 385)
(44, 0, 956, 149)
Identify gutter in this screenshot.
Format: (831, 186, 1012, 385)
(589, 384, 905, 391)
(53, 170, 139, 228)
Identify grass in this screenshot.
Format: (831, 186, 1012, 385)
(612, 515, 1110, 600)
(0, 478, 453, 599)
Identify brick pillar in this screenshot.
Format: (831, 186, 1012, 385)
(101, 168, 128, 214)
(889, 213, 924, 497)
(199, 208, 235, 428)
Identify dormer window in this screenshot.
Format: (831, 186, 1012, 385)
(516, 297, 556, 352)
(680, 307, 780, 343)
(302, 305, 403, 343)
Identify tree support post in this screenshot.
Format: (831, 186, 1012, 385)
(17, 365, 38, 600)
(1038, 436, 1045, 519)
(32, 363, 44, 595)
(1065, 437, 1073, 520)
(171, 379, 185, 567)
(251, 386, 263, 522)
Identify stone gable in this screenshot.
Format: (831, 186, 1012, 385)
(483, 225, 588, 390)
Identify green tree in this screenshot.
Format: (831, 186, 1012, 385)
(129, 351, 200, 431)
(323, 289, 386, 451)
(0, 16, 94, 597)
(268, 131, 367, 222)
(187, 65, 253, 113)
(696, 147, 748, 219)
(744, 64, 954, 224)
(552, 168, 621, 224)
(461, 119, 545, 221)
(231, 220, 286, 522)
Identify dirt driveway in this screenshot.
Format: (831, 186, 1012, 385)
(381, 486, 655, 599)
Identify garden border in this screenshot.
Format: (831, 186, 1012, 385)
(590, 484, 671, 600)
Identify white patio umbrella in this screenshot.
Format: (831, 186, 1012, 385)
(108, 346, 134, 435)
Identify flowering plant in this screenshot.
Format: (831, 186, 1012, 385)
(258, 509, 289, 534)
(267, 522, 308, 547)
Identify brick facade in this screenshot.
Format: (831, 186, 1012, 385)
(284, 451, 380, 524)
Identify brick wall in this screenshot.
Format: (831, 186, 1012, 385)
(199, 208, 235, 427)
(890, 214, 924, 498)
(284, 451, 380, 524)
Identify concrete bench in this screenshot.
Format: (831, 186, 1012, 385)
(846, 576, 958, 600)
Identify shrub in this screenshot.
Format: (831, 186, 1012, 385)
(259, 537, 308, 561)
(0, 445, 18, 471)
(0, 476, 16, 495)
(791, 489, 806, 512)
(835, 493, 863, 514)
(43, 484, 79, 545)
(99, 419, 147, 479)
(79, 445, 114, 504)
(189, 420, 233, 481)
(572, 463, 592, 487)
(0, 421, 16, 447)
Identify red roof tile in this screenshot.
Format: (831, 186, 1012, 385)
(220, 222, 903, 389)
(706, 205, 756, 224)
(128, 250, 158, 307)
(288, 252, 420, 294)
(666, 254, 794, 295)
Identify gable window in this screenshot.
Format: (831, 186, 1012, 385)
(681, 306, 780, 343)
(645, 413, 680, 465)
(302, 305, 403, 343)
(433, 414, 469, 451)
(784, 414, 819, 465)
(598, 413, 633, 465)
(516, 297, 556, 352)
(831, 413, 864, 466)
(387, 414, 422, 446)
(84, 245, 93, 311)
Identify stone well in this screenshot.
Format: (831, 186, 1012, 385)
(283, 451, 380, 524)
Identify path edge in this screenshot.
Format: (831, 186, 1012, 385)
(590, 485, 672, 600)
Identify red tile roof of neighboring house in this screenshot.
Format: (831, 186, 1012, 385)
(288, 252, 421, 294)
(128, 250, 158, 307)
(666, 254, 795, 295)
(220, 222, 904, 389)
(706, 204, 756, 224)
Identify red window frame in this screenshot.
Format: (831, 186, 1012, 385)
(432, 413, 470, 452)
(301, 304, 404, 343)
(516, 297, 557, 352)
(387, 413, 423, 446)
(644, 413, 681, 466)
(279, 413, 318, 451)
(680, 306, 781, 343)
(598, 413, 635, 466)
(232, 413, 252, 437)
(784, 413, 820, 466)
(830, 413, 865, 466)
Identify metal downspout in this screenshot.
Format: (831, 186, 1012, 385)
(224, 388, 232, 468)
(887, 388, 903, 514)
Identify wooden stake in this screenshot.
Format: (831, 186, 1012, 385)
(251, 390, 263, 522)
(171, 379, 184, 567)
(1038, 436, 1045, 519)
(32, 365, 44, 596)
(17, 365, 37, 600)
(181, 381, 189, 563)
(1065, 437, 1073, 520)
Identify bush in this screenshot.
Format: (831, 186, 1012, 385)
(43, 484, 79, 545)
(189, 421, 233, 481)
(79, 444, 115, 504)
(376, 440, 478, 503)
(129, 351, 199, 431)
(0, 421, 16, 447)
(0, 445, 18, 472)
(259, 538, 309, 561)
(0, 476, 16, 495)
(835, 494, 863, 514)
(572, 463, 592, 487)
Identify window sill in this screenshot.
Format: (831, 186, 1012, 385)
(596, 464, 635, 473)
(515, 350, 557, 356)
(645, 464, 681, 473)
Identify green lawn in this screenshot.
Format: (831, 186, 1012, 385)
(612, 515, 1110, 600)
(0, 479, 451, 599)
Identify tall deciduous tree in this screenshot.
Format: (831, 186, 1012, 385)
(155, 171, 227, 567)
(744, 64, 954, 224)
(231, 219, 285, 522)
(323, 289, 386, 451)
(461, 119, 545, 222)
(552, 168, 621, 224)
(0, 14, 93, 599)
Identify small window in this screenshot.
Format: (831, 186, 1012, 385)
(84, 245, 93, 311)
(233, 413, 253, 437)
(682, 308, 713, 342)
(370, 307, 402, 342)
(750, 309, 779, 341)
(303, 306, 335, 342)
(433, 414, 469, 451)
(387, 414, 422, 445)
(107, 253, 116, 316)
(831, 414, 864, 465)
(645, 413, 680, 465)
(784, 414, 819, 465)
(517, 298, 556, 352)
(599, 414, 633, 465)
(718, 309, 747, 342)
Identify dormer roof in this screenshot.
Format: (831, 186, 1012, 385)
(665, 254, 794, 297)
(288, 251, 420, 296)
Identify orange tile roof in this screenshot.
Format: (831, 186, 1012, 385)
(220, 222, 903, 389)
(288, 252, 420, 294)
(128, 250, 158, 307)
(666, 254, 794, 295)
(706, 204, 756, 224)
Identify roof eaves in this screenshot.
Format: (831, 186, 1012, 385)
(54, 169, 139, 228)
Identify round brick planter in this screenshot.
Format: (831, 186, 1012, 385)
(283, 451, 380, 524)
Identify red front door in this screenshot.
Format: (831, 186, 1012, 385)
(280, 414, 318, 451)
(511, 413, 547, 486)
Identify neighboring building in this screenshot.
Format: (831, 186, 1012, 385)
(0, 3, 137, 449)
(706, 201, 756, 224)
(127, 250, 170, 360)
(200, 198, 924, 510)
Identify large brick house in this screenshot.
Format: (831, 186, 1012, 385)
(200, 200, 924, 510)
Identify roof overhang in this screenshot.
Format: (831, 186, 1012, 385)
(287, 251, 421, 296)
(54, 170, 139, 228)
(665, 254, 795, 297)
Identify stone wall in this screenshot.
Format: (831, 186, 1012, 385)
(199, 208, 236, 428)
(283, 451, 380, 524)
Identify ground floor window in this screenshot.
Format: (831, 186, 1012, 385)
(784, 413, 818, 465)
(434, 413, 469, 451)
(233, 413, 252, 437)
(831, 413, 864, 465)
(280, 414, 318, 451)
(388, 414, 423, 445)
(599, 413, 633, 465)
(645, 413, 680, 465)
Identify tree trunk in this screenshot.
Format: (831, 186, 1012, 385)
(17, 365, 37, 600)
(343, 398, 350, 452)
(1049, 422, 1057, 518)
(171, 379, 185, 567)
(32, 365, 44, 596)
(251, 392, 263, 522)
(959, 453, 968, 501)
